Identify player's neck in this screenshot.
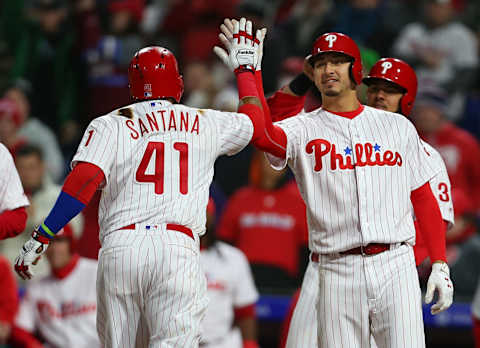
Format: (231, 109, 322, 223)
(322, 91, 360, 113)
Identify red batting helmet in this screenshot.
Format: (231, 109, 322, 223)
(308, 32, 363, 85)
(363, 58, 418, 116)
(128, 46, 184, 102)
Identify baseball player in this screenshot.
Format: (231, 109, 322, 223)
(0, 142, 29, 240)
(14, 31, 268, 347)
(216, 23, 453, 347)
(11, 225, 100, 348)
(272, 58, 455, 348)
(200, 199, 259, 348)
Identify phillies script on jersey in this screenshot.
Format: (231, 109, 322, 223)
(305, 139, 403, 171)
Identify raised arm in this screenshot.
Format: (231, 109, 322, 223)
(214, 18, 287, 158)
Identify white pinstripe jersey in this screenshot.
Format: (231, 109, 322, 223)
(422, 141, 454, 225)
(72, 100, 253, 241)
(268, 105, 440, 254)
(0, 142, 29, 212)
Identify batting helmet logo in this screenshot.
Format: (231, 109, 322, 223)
(363, 58, 418, 116)
(381, 61, 393, 75)
(128, 47, 184, 102)
(309, 32, 363, 85)
(325, 34, 337, 48)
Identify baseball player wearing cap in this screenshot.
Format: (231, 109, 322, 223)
(199, 199, 259, 348)
(0, 142, 29, 240)
(11, 225, 100, 348)
(14, 28, 268, 347)
(271, 57, 455, 348)
(216, 22, 452, 347)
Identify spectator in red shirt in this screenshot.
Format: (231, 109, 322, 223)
(412, 87, 480, 211)
(217, 150, 308, 290)
(0, 256, 19, 346)
(0, 98, 26, 157)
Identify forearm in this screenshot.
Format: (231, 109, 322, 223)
(0, 207, 27, 240)
(234, 303, 258, 346)
(236, 72, 287, 158)
(38, 162, 104, 238)
(411, 182, 447, 263)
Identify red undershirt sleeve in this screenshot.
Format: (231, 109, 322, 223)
(63, 162, 106, 205)
(0, 207, 27, 240)
(411, 182, 447, 263)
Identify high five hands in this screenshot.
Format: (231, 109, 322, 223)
(214, 18, 267, 73)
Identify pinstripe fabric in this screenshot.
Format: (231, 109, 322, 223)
(422, 141, 454, 225)
(0, 143, 30, 211)
(268, 105, 440, 254)
(267, 106, 436, 347)
(71, 100, 253, 348)
(285, 260, 318, 348)
(97, 228, 208, 348)
(72, 100, 253, 243)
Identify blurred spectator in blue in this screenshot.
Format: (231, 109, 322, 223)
(83, 0, 144, 120)
(9, 0, 81, 133)
(274, 0, 336, 66)
(392, 0, 478, 120)
(4, 79, 64, 182)
(333, 0, 396, 56)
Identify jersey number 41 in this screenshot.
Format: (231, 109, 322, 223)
(135, 141, 188, 195)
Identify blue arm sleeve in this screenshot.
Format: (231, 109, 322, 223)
(38, 191, 86, 238)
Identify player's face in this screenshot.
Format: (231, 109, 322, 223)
(366, 79, 404, 114)
(312, 53, 353, 97)
(15, 154, 45, 192)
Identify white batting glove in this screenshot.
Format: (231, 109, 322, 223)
(215, 18, 267, 72)
(14, 228, 50, 280)
(425, 262, 454, 315)
(213, 17, 261, 73)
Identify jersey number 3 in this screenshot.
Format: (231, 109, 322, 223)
(136, 141, 188, 195)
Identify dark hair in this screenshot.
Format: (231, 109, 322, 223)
(16, 144, 44, 161)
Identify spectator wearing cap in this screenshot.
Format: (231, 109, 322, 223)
(4, 79, 64, 182)
(412, 87, 480, 212)
(8, 224, 100, 348)
(0, 145, 83, 281)
(392, 0, 478, 120)
(0, 98, 27, 157)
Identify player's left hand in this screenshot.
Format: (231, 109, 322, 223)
(425, 261, 454, 315)
(14, 228, 50, 280)
(213, 17, 263, 73)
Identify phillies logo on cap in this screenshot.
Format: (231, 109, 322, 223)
(325, 34, 337, 48)
(381, 61, 393, 74)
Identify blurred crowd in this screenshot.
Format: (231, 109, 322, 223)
(1, 0, 480, 347)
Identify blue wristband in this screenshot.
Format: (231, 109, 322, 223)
(39, 191, 86, 238)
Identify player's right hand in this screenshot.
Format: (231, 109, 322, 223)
(14, 228, 50, 280)
(425, 261, 454, 315)
(215, 18, 267, 72)
(213, 17, 262, 73)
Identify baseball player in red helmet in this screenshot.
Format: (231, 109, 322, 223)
(216, 21, 452, 348)
(14, 37, 270, 347)
(276, 57, 455, 348)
